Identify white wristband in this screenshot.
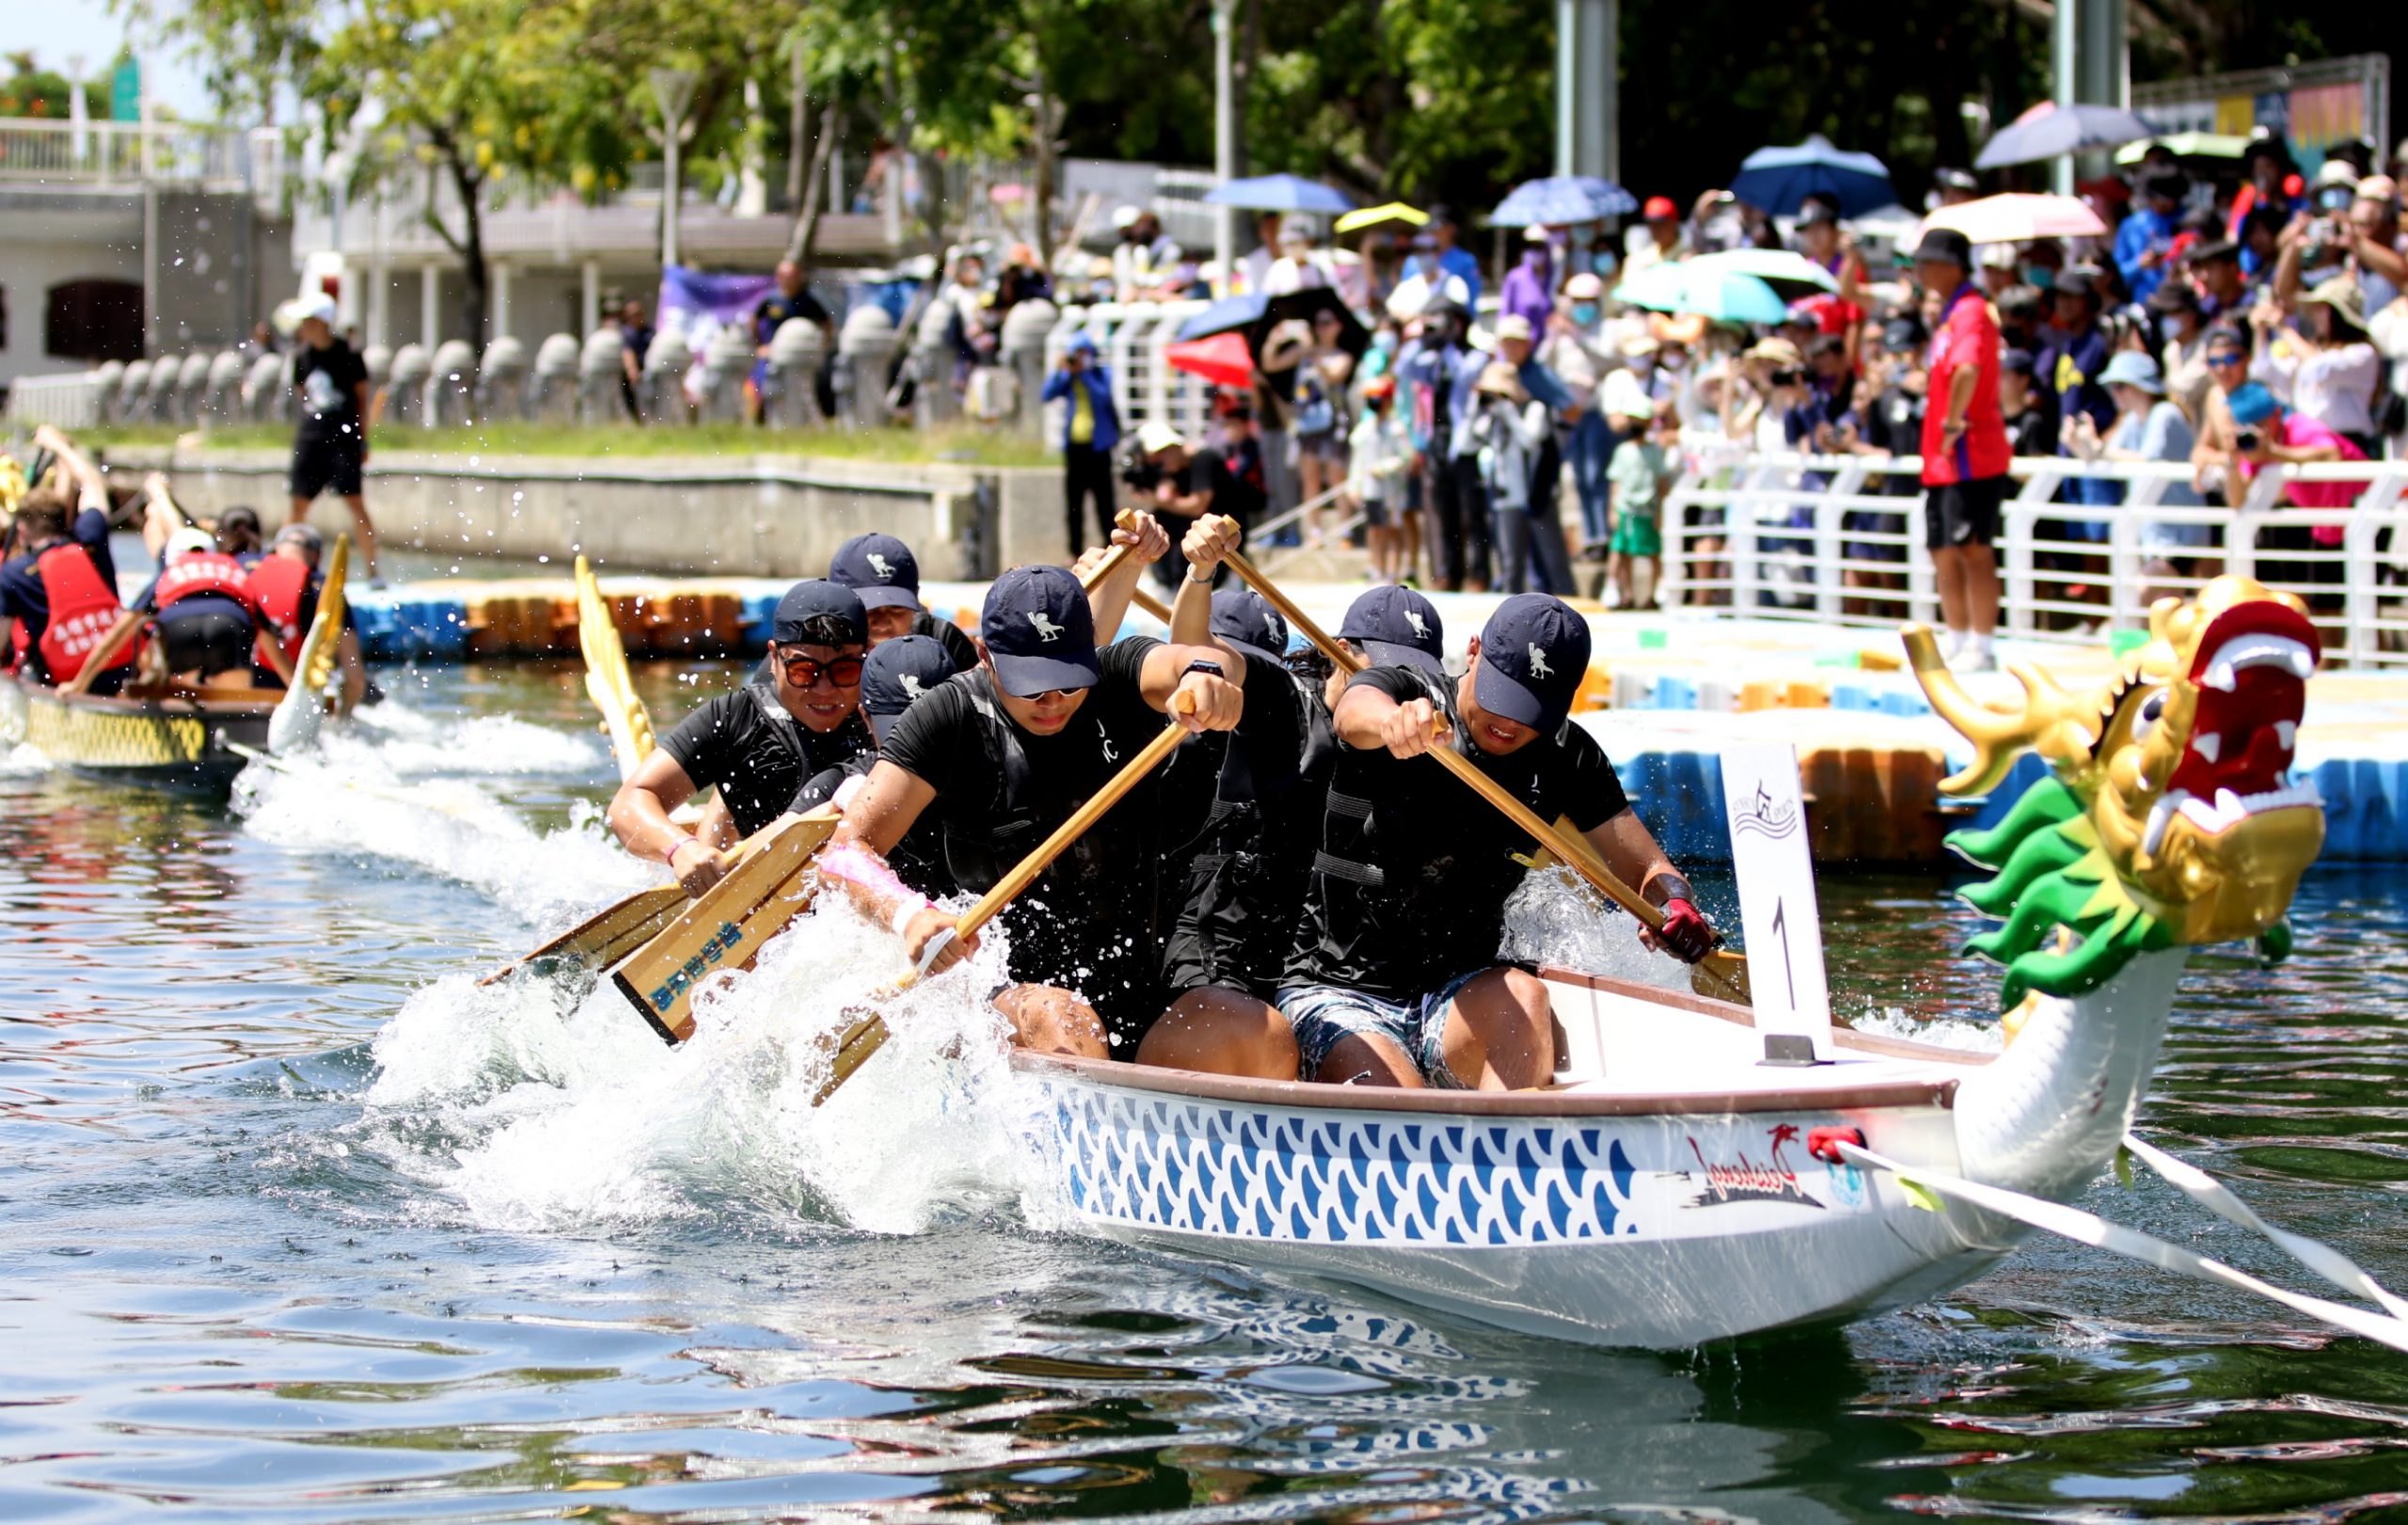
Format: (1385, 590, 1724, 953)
(889, 898, 930, 939)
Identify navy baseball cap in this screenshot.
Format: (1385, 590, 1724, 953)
(1209, 586, 1289, 667)
(772, 579, 867, 645)
(1474, 594, 1591, 733)
(829, 532, 921, 612)
(860, 634, 956, 740)
(1339, 585, 1445, 677)
(980, 564, 1101, 697)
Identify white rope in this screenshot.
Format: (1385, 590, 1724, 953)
(2122, 1133, 2408, 1322)
(1835, 1141, 2408, 1355)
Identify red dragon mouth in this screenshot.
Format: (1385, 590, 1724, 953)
(2146, 600, 2321, 854)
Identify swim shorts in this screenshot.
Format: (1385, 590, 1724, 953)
(1275, 967, 1490, 1088)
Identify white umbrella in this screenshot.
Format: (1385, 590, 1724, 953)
(1922, 193, 2107, 245)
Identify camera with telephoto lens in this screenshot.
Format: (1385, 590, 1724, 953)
(2234, 426, 2263, 453)
(1771, 368, 1804, 387)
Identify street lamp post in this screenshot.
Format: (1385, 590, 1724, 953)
(1212, 0, 1237, 295)
(650, 66, 700, 271)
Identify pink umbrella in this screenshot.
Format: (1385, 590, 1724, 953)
(1921, 193, 2107, 245)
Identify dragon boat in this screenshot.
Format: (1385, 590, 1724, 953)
(1006, 577, 2327, 1348)
(0, 678, 275, 791)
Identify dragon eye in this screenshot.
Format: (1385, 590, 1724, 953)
(2132, 690, 2167, 739)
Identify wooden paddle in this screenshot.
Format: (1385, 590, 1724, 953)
(577, 553, 657, 782)
(609, 805, 845, 1041)
(1214, 529, 1751, 1007)
(814, 705, 1196, 1105)
(267, 533, 348, 754)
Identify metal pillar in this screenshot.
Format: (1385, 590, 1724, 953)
(1212, 0, 1238, 295)
(581, 259, 601, 336)
(2052, 0, 2127, 195)
(1555, 0, 1618, 183)
(421, 263, 441, 346)
(491, 261, 512, 341)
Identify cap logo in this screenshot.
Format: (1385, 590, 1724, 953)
(1026, 610, 1066, 643)
(898, 673, 926, 699)
(865, 552, 895, 580)
(1404, 609, 1430, 639)
(1526, 642, 1555, 680)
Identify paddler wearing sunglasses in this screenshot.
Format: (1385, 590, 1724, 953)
(608, 580, 875, 896)
(821, 530, 1249, 1064)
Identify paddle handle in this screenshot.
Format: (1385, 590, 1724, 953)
(1216, 535, 1668, 935)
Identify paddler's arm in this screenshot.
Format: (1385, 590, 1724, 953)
(1084, 509, 1169, 642)
(824, 759, 974, 974)
(1335, 677, 1446, 756)
(1169, 515, 1241, 646)
(607, 749, 720, 895)
(1581, 809, 1715, 962)
(1137, 640, 1246, 734)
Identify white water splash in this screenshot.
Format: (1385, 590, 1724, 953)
(352, 694, 608, 776)
(231, 741, 652, 934)
(0, 741, 49, 776)
(1500, 866, 1695, 991)
(359, 886, 1048, 1238)
(1844, 1006, 2003, 1052)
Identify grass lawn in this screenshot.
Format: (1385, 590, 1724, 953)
(77, 421, 1054, 469)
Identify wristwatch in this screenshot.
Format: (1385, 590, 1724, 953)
(1180, 659, 1226, 682)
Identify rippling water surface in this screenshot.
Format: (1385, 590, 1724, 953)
(4, 659, 2404, 1523)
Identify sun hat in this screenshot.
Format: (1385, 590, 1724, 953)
(2099, 350, 2164, 394)
(1493, 312, 1535, 343)
(1136, 420, 1186, 455)
(2226, 381, 2279, 428)
(1474, 360, 1526, 399)
(1563, 272, 1605, 300)
(2298, 275, 2370, 336)
(1112, 204, 1143, 230)
(1910, 227, 1973, 269)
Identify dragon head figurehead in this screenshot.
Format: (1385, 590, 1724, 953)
(1903, 577, 2324, 1013)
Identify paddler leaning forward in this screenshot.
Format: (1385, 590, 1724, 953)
(822, 523, 1254, 1064)
(607, 579, 874, 893)
(1283, 593, 1719, 1089)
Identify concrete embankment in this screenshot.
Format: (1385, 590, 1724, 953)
(103, 445, 1069, 579)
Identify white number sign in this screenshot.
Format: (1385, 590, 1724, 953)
(1719, 742, 1832, 1059)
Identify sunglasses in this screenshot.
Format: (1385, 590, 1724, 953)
(776, 651, 864, 690)
(2206, 352, 2247, 368)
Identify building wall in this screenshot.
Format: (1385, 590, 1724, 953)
(0, 230, 146, 391)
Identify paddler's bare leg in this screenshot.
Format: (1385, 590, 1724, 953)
(1432, 967, 1555, 1090)
(1135, 987, 1299, 1080)
(993, 984, 1109, 1060)
(1315, 1032, 1425, 1088)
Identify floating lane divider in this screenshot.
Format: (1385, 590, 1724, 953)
(1830, 1136, 2408, 1354)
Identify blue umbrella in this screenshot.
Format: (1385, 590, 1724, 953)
(1612, 262, 1789, 326)
(1175, 293, 1269, 342)
(1491, 175, 1639, 226)
(1975, 101, 2160, 169)
(1727, 134, 1895, 217)
(1200, 174, 1356, 214)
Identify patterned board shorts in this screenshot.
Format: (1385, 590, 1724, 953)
(1275, 968, 1491, 1088)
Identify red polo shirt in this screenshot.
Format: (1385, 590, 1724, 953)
(1920, 285, 2011, 486)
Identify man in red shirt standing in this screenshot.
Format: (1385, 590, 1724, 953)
(1914, 228, 2012, 672)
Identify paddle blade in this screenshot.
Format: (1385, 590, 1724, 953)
(610, 807, 841, 1043)
(578, 555, 657, 782)
(813, 1010, 890, 1106)
(267, 535, 350, 755)
(479, 883, 690, 987)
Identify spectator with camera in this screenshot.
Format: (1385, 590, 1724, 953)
(2252, 278, 2383, 458)
(1042, 332, 1121, 555)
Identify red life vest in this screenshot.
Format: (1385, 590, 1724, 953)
(246, 554, 314, 669)
(7, 616, 27, 674)
(154, 550, 266, 622)
(34, 542, 134, 687)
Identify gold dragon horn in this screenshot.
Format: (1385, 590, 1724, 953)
(1903, 624, 2101, 797)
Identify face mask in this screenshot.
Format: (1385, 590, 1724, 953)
(2157, 314, 2182, 343)
(1659, 349, 1688, 371)
(2023, 267, 2053, 290)
(1571, 303, 1599, 326)
(1592, 252, 1617, 277)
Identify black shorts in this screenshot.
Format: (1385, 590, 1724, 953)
(157, 597, 257, 678)
(1925, 474, 2006, 552)
(291, 434, 364, 500)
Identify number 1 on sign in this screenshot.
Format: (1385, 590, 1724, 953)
(1770, 896, 1797, 1012)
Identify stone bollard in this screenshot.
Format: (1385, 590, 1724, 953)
(642, 326, 693, 425)
(429, 339, 478, 427)
(835, 305, 896, 430)
(145, 357, 182, 423)
(999, 298, 1059, 434)
(578, 328, 627, 424)
(93, 360, 126, 424)
(698, 323, 754, 424)
(761, 318, 825, 429)
(363, 344, 390, 403)
(532, 333, 579, 423)
(910, 298, 957, 428)
(243, 351, 289, 424)
(172, 353, 212, 425)
(478, 335, 530, 421)
(117, 360, 151, 423)
(385, 343, 432, 427)
(204, 351, 246, 425)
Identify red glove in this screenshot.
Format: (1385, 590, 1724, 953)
(1653, 897, 1717, 963)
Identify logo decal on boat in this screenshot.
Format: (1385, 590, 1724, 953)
(646, 921, 746, 1009)
(1732, 782, 1800, 842)
(1680, 1124, 1822, 1210)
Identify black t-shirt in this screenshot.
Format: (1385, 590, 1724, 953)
(798, 753, 956, 899)
(2003, 399, 2057, 459)
(657, 685, 875, 838)
(879, 638, 1174, 1013)
(1196, 442, 1267, 529)
(754, 290, 832, 346)
(1288, 665, 1631, 999)
(293, 341, 369, 444)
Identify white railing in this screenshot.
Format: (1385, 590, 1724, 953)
(5, 373, 104, 429)
(0, 120, 283, 203)
(1661, 447, 2408, 668)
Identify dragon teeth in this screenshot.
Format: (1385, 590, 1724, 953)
(2199, 633, 2317, 691)
(2202, 662, 2237, 691)
(2192, 733, 2222, 764)
(2275, 721, 2297, 750)
(2144, 793, 2182, 855)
